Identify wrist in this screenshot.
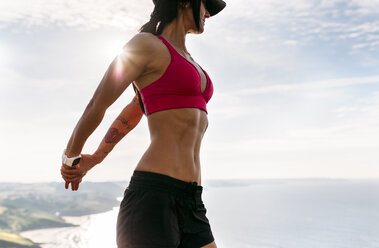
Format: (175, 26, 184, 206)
(64, 148, 81, 158)
(93, 151, 105, 164)
(62, 149, 82, 167)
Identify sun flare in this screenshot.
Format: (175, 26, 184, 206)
(107, 40, 126, 59)
(105, 39, 129, 78)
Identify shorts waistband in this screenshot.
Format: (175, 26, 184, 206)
(128, 170, 203, 199)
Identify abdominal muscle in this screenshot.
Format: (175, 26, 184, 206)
(134, 107, 208, 186)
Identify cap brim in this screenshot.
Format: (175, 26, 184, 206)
(206, 0, 226, 16)
(152, 0, 226, 17)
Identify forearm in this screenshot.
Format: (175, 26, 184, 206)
(66, 101, 106, 157)
(93, 96, 143, 163)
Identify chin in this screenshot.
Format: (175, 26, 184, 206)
(198, 25, 205, 34)
(198, 27, 205, 34)
(188, 25, 205, 34)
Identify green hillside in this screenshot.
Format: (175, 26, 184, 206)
(0, 182, 126, 216)
(0, 230, 39, 248)
(0, 181, 126, 247)
(0, 205, 73, 233)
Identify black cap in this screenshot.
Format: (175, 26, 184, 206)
(152, 0, 226, 17)
(206, 0, 226, 16)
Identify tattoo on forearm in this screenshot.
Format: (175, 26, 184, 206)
(104, 128, 125, 143)
(117, 116, 133, 129)
(117, 116, 128, 125)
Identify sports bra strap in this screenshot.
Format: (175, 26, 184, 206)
(133, 83, 145, 115)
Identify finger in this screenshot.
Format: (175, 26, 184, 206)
(61, 167, 80, 175)
(61, 170, 74, 178)
(61, 167, 72, 180)
(62, 164, 76, 170)
(61, 171, 78, 178)
(62, 174, 78, 181)
(62, 172, 80, 180)
(74, 181, 80, 191)
(61, 168, 83, 177)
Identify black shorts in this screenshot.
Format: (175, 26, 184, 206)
(116, 170, 215, 248)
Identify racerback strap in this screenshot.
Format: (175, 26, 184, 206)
(132, 83, 146, 115)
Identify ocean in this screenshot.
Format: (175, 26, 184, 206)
(21, 179, 379, 248)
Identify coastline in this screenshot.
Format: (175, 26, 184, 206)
(20, 197, 123, 248)
(14, 180, 379, 248)
(20, 215, 90, 248)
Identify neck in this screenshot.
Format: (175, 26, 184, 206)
(160, 15, 190, 54)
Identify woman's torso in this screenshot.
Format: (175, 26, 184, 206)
(132, 33, 212, 186)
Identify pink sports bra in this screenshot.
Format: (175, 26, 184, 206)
(138, 35, 214, 116)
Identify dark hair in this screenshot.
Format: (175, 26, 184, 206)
(139, 0, 202, 35)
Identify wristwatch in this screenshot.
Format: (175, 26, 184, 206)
(62, 149, 81, 167)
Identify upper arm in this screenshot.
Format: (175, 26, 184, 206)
(90, 33, 156, 111)
(122, 94, 144, 119)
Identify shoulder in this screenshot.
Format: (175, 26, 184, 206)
(116, 32, 162, 71)
(123, 32, 161, 54)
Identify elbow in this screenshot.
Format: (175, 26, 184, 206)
(84, 98, 96, 113)
(86, 98, 95, 110)
(85, 98, 106, 117)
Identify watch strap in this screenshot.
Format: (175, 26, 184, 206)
(62, 149, 81, 167)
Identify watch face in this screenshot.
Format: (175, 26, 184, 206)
(72, 158, 81, 166)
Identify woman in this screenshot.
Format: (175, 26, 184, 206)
(61, 0, 226, 247)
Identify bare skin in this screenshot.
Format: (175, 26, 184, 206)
(132, 3, 211, 185)
(61, 0, 210, 186)
(61, 2, 217, 247)
(61, 95, 143, 190)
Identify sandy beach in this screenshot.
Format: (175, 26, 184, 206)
(20, 207, 119, 248)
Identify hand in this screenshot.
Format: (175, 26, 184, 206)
(60, 154, 98, 191)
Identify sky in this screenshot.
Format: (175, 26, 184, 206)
(0, 0, 378, 182)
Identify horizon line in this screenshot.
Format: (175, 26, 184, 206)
(1, 177, 379, 184)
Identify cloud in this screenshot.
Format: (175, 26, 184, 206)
(283, 40, 298, 46)
(218, 0, 379, 53)
(0, 0, 153, 31)
(208, 75, 379, 124)
(332, 90, 379, 122)
(1, 0, 379, 180)
(224, 75, 379, 96)
(2, 0, 378, 64)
